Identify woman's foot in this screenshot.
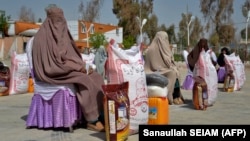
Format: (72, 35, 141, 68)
(173, 98, 180, 105)
(173, 97, 184, 105)
(87, 121, 105, 132)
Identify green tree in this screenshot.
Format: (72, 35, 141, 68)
(144, 13, 159, 42)
(218, 24, 235, 46)
(123, 35, 135, 49)
(241, 0, 250, 18)
(166, 24, 177, 44)
(178, 13, 203, 49)
(0, 11, 11, 37)
(89, 32, 107, 49)
(209, 32, 220, 47)
(112, 0, 154, 43)
(200, 0, 234, 51)
(240, 0, 250, 40)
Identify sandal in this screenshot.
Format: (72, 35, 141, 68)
(87, 121, 105, 132)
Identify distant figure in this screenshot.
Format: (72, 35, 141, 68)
(208, 47, 217, 66)
(181, 49, 194, 90)
(144, 31, 184, 105)
(217, 47, 230, 67)
(94, 45, 107, 79)
(217, 47, 230, 83)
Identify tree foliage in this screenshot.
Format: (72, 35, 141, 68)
(241, 0, 250, 18)
(166, 24, 177, 44)
(19, 6, 36, 22)
(240, 0, 250, 40)
(78, 0, 103, 22)
(123, 35, 135, 49)
(144, 13, 159, 42)
(218, 24, 235, 46)
(0, 12, 11, 36)
(112, 0, 154, 44)
(200, 0, 234, 49)
(209, 32, 220, 47)
(178, 13, 203, 48)
(89, 32, 107, 49)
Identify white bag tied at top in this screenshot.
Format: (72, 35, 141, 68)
(193, 50, 218, 106)
(224, 53, 246, 91)
(106, 43, 148, 135)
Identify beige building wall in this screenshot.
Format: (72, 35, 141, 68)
(0, 36, 31, 61)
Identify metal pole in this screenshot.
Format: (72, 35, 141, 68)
(246, 21, 248, 63)
(187, 23, 190, 47)
(246, 13, 250, 63)
(246, 21, 248, 45)
(187, 16, 194, 50)
(87, 31, 89, 48)
(140, 26, 142, 43)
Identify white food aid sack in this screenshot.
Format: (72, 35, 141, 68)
(106, 44, 148, 134)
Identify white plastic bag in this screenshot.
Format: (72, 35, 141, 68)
(193, 50, 218, 106)
(224, 53, 246, 90)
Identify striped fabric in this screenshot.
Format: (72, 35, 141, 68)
(26, 89, 82, 128)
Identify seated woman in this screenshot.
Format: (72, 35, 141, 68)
(29, 6, 105, 132)
(187, 38, 218, 107)
(217, 47, 230, 83)
(144, 31, 184, 105)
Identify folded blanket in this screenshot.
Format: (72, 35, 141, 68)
(146, 73, 168, 88)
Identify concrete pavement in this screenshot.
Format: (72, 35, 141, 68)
(0, 65, 250, 141)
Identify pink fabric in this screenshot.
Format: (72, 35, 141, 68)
(181, 75, 194, 90)
(224, 53, 246, 90)
(105, 40, 148, 134)
(26, 89, 82, 128)
(193, 50, 218, 106)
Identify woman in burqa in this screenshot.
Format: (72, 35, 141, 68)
(187, 38, 218, 106)
(94, 45, 107, 79)
(217, 47, 230, 67)
(144, 31, 184, 105)
(32, 6, 104, 132)
(217, 47, 231, 83)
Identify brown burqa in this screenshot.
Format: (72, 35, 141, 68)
(187, 38, 209, 90)
(187, 38, 209, 72)
(144, 31, 183, 104)
(32, 7, 104, 122)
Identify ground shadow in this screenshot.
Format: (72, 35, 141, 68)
(89, 132, 105, 140)
(218, 87, 225, 92)
(21, 114, 28, 121)
(179, 99, 194, 109)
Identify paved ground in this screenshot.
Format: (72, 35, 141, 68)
(0, 60, 250, 141)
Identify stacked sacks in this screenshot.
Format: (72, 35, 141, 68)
(146, 73, 169, 125)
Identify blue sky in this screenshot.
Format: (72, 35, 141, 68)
(0, 0, 247, 37)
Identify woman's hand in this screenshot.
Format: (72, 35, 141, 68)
(80, 67, 87, 74)
(80, 65, 94, 75)
(88, 67, 94, 75)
